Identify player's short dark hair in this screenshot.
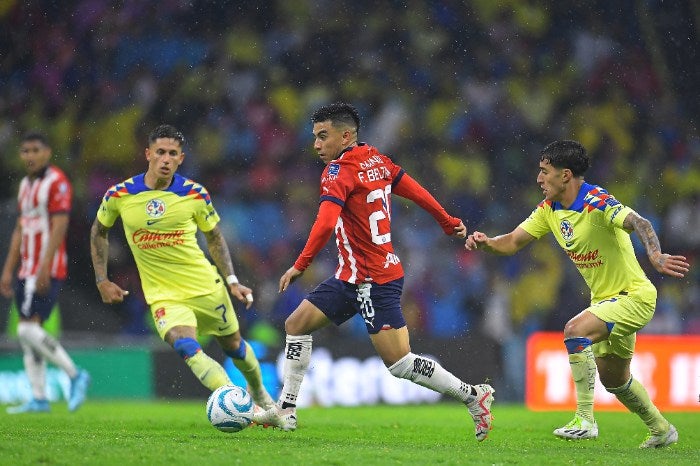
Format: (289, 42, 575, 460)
(148, 124, 186, 146)
(311, 102, 360, 134)
(540, 140, 590, 177)
(21, 131, 50, 147)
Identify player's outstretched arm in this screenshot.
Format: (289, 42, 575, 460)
(89, 218, 129, 303)
(202, 226, 253, 309)
(393, 173, 465, 235)
(465, 227, 535, 255)
(623, 211, 690, 278)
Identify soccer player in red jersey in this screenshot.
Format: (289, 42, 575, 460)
(1, 132, 90, 414)
(253, 103, 495, 441)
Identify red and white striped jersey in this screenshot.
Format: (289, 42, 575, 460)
(293, 143, 462, 285)
(16, 165, 72, 279)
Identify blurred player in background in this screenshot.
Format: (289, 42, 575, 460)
(254, 102, 495, 442)
(465, 140, 689, 448)
(1, 132, 90, 414)
(89, 124, 274, 409)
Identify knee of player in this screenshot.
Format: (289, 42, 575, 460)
(284, 316, 307, 336)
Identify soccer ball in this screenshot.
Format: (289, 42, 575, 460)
(206, 385, 254, 432)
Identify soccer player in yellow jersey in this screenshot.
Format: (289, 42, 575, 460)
(465, 140, 689, 448)
(89, 124, 274, 410)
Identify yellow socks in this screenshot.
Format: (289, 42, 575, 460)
(185, 351, 231, 391)
(607, 376, 669, 435)
(567, 343, 596, 423)
(230, 340, 264, 392)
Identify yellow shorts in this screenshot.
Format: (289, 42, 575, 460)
(149, 284, 240, 340)
(589, 283, 657, 359)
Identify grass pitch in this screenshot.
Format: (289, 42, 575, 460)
(0, 401, 697, 465)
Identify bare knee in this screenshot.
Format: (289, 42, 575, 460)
(284, 316, 303, 336)
(164, 325, 196, 347)
(563, 311, 608, 342)
(284, 300, 330, 336)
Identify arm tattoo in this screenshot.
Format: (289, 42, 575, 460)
(624, 212, 661, 258)
(203, 226, 235, 277)
(90, 219, 111, 280)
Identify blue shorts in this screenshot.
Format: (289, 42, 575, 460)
(306, 277, 405, 334)
(15, 278, 62, 321)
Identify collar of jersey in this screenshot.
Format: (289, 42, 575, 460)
(551, 182, 593, 212)
(129, 173, 186, 193)
(336, 142, 367, 160)
(28, 164, 50, 180)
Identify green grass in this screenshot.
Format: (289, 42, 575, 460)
(0, 401, 697, 465)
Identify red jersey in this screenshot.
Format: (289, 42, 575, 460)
(294, 144, 461, 284)
(16, 165, 72, 279)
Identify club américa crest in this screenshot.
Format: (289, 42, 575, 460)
(559, 219, 574, 241)
(146, 199, 166, 218)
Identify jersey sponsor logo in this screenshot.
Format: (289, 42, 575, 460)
(146, 219, 162, 225)
(383, 252, 400, 268)
(610, 205, 624, 223)
(559, 220, 574, 241)
(145, 198, 166, 218)
(566, 249, 603, 268)
(132, 229, 185, 249)
(412, 357, 435, 378)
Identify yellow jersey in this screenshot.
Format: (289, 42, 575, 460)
(519, 182, 653, 302)
(96, 173, 223, 303)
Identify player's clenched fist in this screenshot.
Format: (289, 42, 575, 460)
(96, 280, 129, 304)
(465, 231, 489, 251)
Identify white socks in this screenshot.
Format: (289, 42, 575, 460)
(389, 352, 473, 403)
(17, 321, 78, 379)
(20, 339, 47, 400)
(279, 335, 313, 408)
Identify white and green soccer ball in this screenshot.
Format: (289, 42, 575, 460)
(206, 385, 254, 432)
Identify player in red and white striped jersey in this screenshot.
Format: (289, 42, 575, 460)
(253, 103, 495, 442)
(1, 132, 90, 414)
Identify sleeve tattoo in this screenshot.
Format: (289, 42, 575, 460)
(90, 220, 111, 280)
(204, 226, 235, 277)
(623, 212, 661, 258)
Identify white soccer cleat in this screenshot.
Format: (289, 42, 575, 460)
(252, 404, 297, 431)
(553, 414, 598, 440)
(248, 386, 276, 410)
(639, 424, 678, 449)
(467, 384, 495, 441)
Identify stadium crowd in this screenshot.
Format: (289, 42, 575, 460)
(1, 0, 698, 396)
